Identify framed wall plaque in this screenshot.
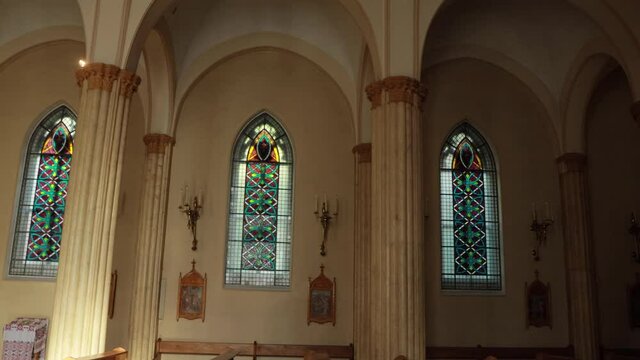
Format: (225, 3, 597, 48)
(525, 270, 551, 328)
(177, 260, 207, 322)
(308, 265, 336, 326)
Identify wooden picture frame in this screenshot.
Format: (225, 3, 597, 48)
(177, 260, 207, 322)
(628, 273, 640, 328)
(308, 265, 336, 326)
(108, 270, 118, 319)
(525, 270, 552, 328)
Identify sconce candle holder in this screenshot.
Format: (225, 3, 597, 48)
(629, 213, 640, 262)
(529, 203, 554, 261)
(314, 195, 338, 256)
(179, 194, 202, 251)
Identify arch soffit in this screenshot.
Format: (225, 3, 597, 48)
(562, 49, 623, 153)
(419, 0, 640, 100)
(124, 0, 381, 79)
(171, 32, 357, 137)
(0, 26, 84, 70)
(423, 44, 562, 156)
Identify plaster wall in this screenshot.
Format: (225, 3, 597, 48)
(587, 68, 640, 347)
(0, 41, 82, 355)
(423, 59, 570, 346)
(158, 49, 355, 359)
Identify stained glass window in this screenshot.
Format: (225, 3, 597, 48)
(225, 112, 293, 287)
(440, 123, 502, 291)
(8, 106, 76, 278)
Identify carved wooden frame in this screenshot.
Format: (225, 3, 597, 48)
(525, 272, 552, 328)
(308, 265, 336, 326)
(177, 261, 207, 322)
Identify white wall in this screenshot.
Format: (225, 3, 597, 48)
(423, 58, 569, 346)
(587, 68, 640, 348)
(158, 49, 355, 359)
(0, 41, 82, 355)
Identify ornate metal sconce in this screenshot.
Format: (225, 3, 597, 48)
(529, 202, 554, 261)
(630, 213, 640, 262)
(179, 187, 202, 251)
(314, 195, 338, 256)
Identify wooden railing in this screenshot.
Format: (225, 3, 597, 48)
(64, 347, 127, 360)
(425, 346, 574, 360)
(154, 339, 354, 359)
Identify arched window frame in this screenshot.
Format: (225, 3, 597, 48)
(6, 105, 77, 279)
(224, 111, 294, 288)
(440, 122, 503, 291)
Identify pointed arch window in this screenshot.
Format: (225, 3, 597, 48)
(8, 106, 76, 278)
(225, 112, 294, 287)
(440, 123, 502, 291)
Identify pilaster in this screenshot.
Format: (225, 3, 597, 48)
(47, 63, 141, 359)
(557, 153, 600, 360)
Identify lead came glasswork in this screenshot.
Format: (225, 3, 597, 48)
(226, 113, 294, 287)
(440, 123, 501, 290)
(8, 106, 77, 277)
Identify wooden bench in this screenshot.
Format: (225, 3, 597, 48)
(155, 339, 353, 359)
(64, 347, 127, 360)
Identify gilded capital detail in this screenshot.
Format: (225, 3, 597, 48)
(365, 77, 427, 108)
(557, 153, 587, 174)
(76, 63, 141, 97)
(143, 134, 175, 154)
(352, 143, 372, 163)
(383, 76, 426, 105)
(631, 101, 640, 125)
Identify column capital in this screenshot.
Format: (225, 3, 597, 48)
(352, 143, 372, 163)
(365, 77, 427, 109)
(143, 134, 175, 154)
(76, 63, 141, 97)
(557, 152, 587, 174)
(631, 101, 640, 125)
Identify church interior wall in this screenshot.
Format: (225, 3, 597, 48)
(423, 58, 570, 346)
(587, 67, 640, 347)
(157, 49, 355, 359)
(0, 41, 83, 355)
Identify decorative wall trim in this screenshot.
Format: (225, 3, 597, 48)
(365, 76, 426, 108)
(556, 153, 587, 174)
(631, 101, 640, 125)
(75, 62, 141, 97)
(143, 134, 175, 154)
(352, 143, 372, 163)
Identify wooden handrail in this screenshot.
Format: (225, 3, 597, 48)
(155, 340, 353, 359)
(211, 349, 241, 360)
(64, 347, 127, 360)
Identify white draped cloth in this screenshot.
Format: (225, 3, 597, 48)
(2, 318, 48, 360)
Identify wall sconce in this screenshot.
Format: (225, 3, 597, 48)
(630, 213, 640, 262)
(179, 186, 202, 251)
(314, 194, 338, 256)
(530, 202, 554, 261)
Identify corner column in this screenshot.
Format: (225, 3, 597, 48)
(353, 143, 372, 360)
(366, 77, 426, 360)
(48, 63, 141, 359)
(128, 134, 175, 360)
(557, 153, 600, 360)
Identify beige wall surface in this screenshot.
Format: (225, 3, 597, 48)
(587, 68, 640, 348)
(422, 58, 569, 346)
(0, 41, 82, 355)
(159, 49, 355, 358)
(104, 94, 147, 351)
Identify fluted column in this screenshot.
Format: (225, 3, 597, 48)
(353, 143, 372, 360)
(631, 101, 640, 126)
(128, 134, 175, 360)
(48, 63, 141, 360)
(366, 77, 426, 360)
(557, 153, 600, 360)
